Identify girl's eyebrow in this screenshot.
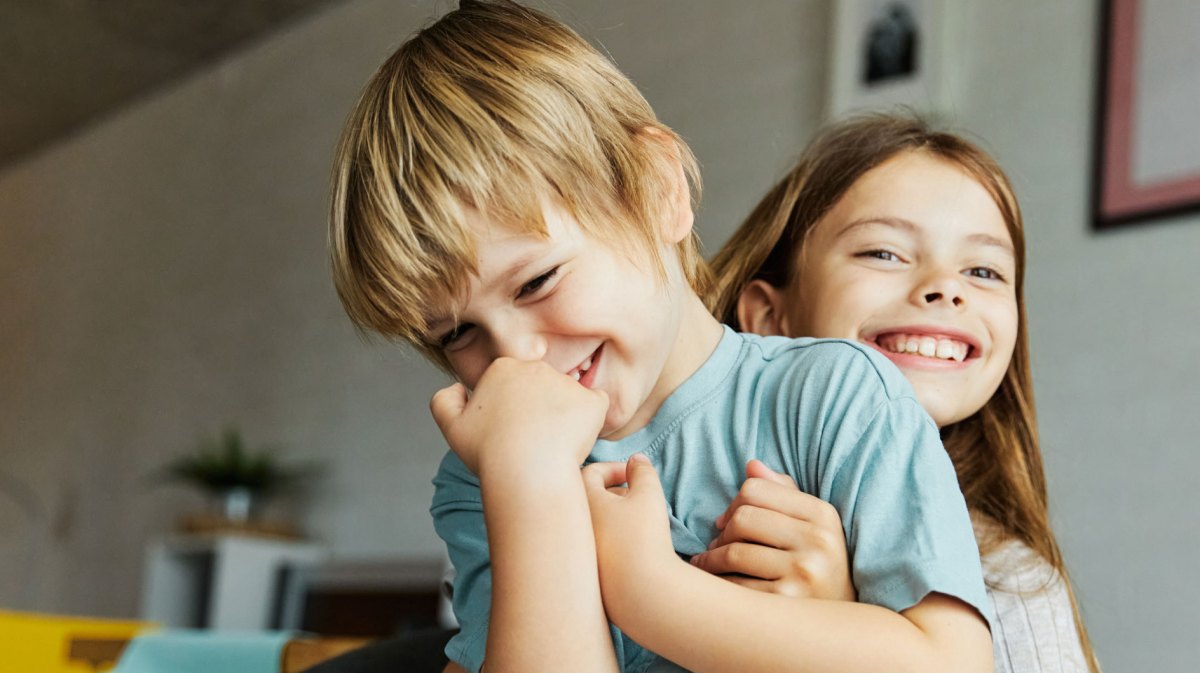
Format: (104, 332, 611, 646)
(966, 232, 1015, 258)
(837, 216, 1015, 258)
(834, 216, 918, 239)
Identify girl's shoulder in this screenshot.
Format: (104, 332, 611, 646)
(974, 519, 1059, 593)
(971, 512, 1089, 673)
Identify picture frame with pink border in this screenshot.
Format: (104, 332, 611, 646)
(1094, 0, 1200, 230)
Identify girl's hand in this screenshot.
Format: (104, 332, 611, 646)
(689, 459, 857, 602)
(430, 357, 609, 476)
(583, 455, 679, 607)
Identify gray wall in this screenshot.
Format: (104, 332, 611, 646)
(953, 3, 1200, 670)
(0, 0, 1195, 669)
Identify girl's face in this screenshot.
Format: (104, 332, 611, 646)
(748, 151, 1018, 427)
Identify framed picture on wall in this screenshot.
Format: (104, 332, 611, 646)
(1094, 0, 1200, 230)
(826, 0, 959, 118)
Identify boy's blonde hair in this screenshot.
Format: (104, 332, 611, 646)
(709, 112, 1099, 673)
(330, 0, 708, 370)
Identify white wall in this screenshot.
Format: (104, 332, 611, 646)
(1, 0, 1195, 669)
(0, 0, 826, 619)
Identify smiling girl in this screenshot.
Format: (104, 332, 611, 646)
(705, 113, 1100, 673)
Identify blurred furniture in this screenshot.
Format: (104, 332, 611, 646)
(141, 533, 327, 630)
(63, 635, 370, 672)
(0, 609, 150, 672)
(300, 629, 454, 673)
(274, 557, 446, 637)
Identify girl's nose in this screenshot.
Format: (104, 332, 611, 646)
(913, 272, 965, 308)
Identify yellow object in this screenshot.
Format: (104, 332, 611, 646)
(0, 610, 151, 673)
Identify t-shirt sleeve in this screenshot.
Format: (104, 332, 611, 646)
(795, 344, 992, 627)
(429, 451, 489, 673)
(983, 540, 1089, 673)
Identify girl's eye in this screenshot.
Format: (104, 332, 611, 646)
(858, 249, 902, 262)
(965, 266, 1006, 282)
(438, 323, 476, 350)
(517, 266, 559, 299)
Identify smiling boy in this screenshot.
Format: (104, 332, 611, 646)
(329, 2, 992, 672)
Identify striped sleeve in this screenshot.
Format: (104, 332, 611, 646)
(981, 537, 1089, 673)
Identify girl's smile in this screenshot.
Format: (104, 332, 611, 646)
(865, 326, 979, 368)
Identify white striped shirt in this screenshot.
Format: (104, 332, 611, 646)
(976, 517, 1089, 673)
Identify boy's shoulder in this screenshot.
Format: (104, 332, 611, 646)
(430, 449, 482, 513)
(734, 331, 918, 404)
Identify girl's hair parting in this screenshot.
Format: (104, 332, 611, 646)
(708, 112, 1099, 672)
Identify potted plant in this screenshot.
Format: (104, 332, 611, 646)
(162, 427, 314, 533)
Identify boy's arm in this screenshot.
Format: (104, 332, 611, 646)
(479, 457, 615, 672)
(584, 457, 991, 673)
(432, 358, 619, 673)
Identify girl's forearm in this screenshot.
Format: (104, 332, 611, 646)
(607, 558, 990, 673)
(481, 459, 618, 673)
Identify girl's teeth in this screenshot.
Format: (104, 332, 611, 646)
(918, 338, 937, 357)
(581, 356, 593, 373)
(935, 340, 955, 360)
(571, 370, 581, 382)
(881, 334, 970, 362)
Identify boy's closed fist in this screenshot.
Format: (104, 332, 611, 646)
(430, 356, 609, 476)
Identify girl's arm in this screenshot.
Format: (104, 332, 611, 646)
(432, 359, 619, 673)
(584, 456, 991, 673)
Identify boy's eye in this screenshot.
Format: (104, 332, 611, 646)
(965, 266, 1006, 282)
(517, 266, 559, 299)
(438, 322, 476, 350)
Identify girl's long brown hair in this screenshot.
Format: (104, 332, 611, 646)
(709, 113, 1099, 672)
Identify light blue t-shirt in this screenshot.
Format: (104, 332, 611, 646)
(431, 327, 990, 673)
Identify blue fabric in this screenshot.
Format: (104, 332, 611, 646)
(432, 327, 991, 673)
(112, 630, 292, 673)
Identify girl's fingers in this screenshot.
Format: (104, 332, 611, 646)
(716, 477, 842, 531)
(745, 459, 796, 487)
(718, 575, 777, 594)
(689, 542, 785, 580)
(708, 505, 810, 551)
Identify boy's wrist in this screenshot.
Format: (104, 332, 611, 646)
(476, 444, 587, 483)
(602, 550, 688, 624)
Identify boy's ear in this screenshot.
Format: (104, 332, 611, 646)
(737, 280, 789, 336)
(639, 127, 694, 245)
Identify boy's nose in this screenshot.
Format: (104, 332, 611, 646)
(492, 330, 548, 362)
